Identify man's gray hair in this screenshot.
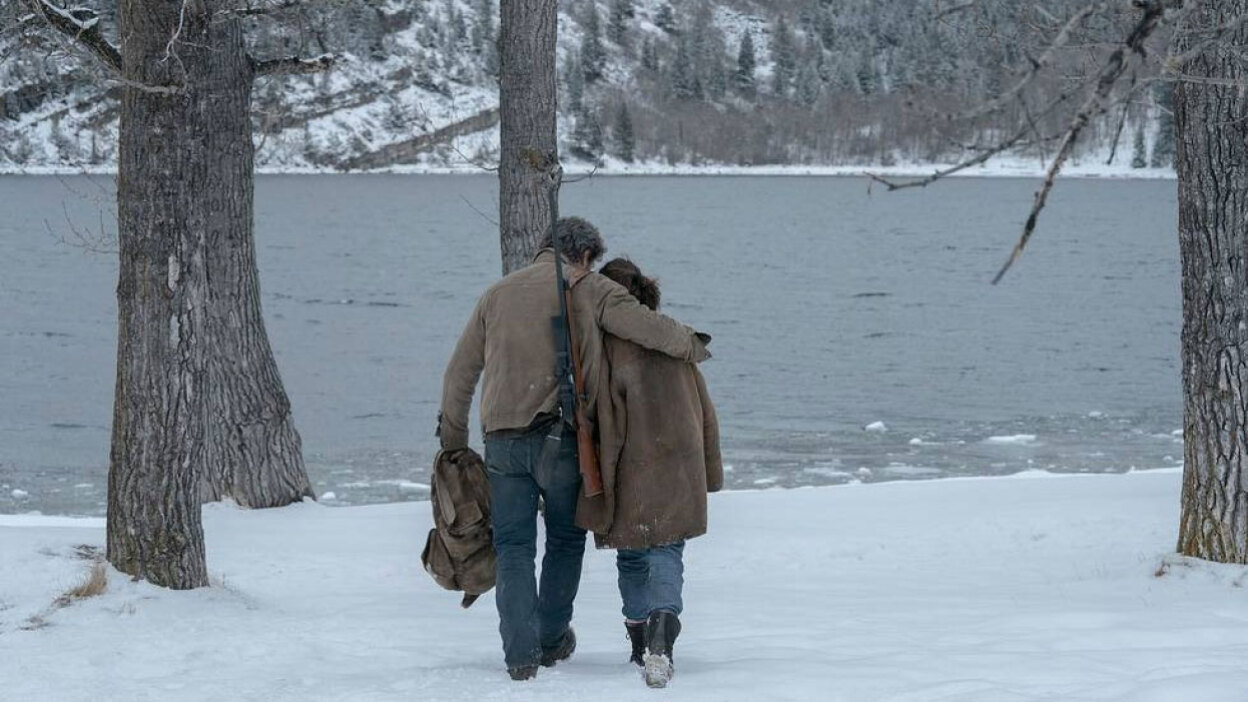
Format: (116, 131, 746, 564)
(543, 216, 607, 263)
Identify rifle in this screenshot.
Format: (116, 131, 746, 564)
(550, 193, 604, 498)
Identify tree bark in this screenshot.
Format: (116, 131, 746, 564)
(1174, 0, 1248, 563)
(198, 21, 314, 509)
(108, 0, 215, 590)
(107, 0, 316, 588)
(498, 0, 560, 274)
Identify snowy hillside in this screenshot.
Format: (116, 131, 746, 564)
(3, 469, 1246, 700)
(1, 0, 1176, 173)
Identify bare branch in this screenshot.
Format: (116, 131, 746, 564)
(45, 199, 118, 256)
(1162, 71, 1248, 87)
(459, 194, 499, 226)
(563, 164, 600, 184)
(866, 89, 1079, 191)
(991, 0, 1178, 285)
(865, 129, 1029, 191)
(954, 3, 1106, 121)
(108, 75, 185, 95)
(1165, 8, 1248, 69)
(23, 0, 121, 73)
(252, 53, 336, 76)
(934, 1, 977, 21)
(448, 142, 499, 172)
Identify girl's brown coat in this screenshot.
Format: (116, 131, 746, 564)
(577, 336, 723, 550)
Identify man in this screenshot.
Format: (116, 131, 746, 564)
(439, 217, 710, 681)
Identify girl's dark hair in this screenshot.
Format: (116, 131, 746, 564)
(599, 258, 661, 311)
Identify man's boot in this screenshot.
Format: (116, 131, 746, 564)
(626, 621, 646, 666)
(643, 610, 681, 688)
(540, 627, 576, 667)
(508, 665, 538, 681)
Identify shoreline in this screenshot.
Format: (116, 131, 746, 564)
(0, 162, 1179, 179)
(0, 466, 1181, 523)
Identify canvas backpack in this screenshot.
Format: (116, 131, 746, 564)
(421, 448, 496, 608)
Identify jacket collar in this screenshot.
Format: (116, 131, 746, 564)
(534, 248, 591, 285)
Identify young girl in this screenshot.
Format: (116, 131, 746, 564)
(590, 258, 723, 688)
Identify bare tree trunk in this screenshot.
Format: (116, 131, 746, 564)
(199, 22, 314, 508)
(107, 0, 213, 590)
(498, 0, 560, 274)
(1174, 0, 1248, 563)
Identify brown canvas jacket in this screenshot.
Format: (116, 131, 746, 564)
(439, 249, 710, 449)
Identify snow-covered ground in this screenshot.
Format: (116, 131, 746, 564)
(3, 468, 1246, 701)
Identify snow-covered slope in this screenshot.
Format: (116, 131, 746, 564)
(2, 469, 1246, 700)
(1, 0, 1174, 174)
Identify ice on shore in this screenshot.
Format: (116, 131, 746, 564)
(984, 434, 1038, 445)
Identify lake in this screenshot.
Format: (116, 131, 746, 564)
(0, 174, 1182, 515)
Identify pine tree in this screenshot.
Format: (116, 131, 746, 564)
(564, 51, 585, 112)
(817, 7, 836, 49)
(11, 131, 34, 164)
(471, 0, 494, 54)
(384, 96, 407, 132)
(483, 33, 500, 78)
(771, 15, 796, 96)
(797, 61, 821, 106)
(670, 34, 701, 100)
(581, 5, 606, 83)
(608, 0, 631, 46)
(692, 7, 727, 100)
(734, 31, 756, 96)
(88, 130, 102, 165)
(856, 50, 877, 95)
(1131, 127, 1148, 168)
(448, 2, 467, 44)
(589, 110, 604, 158)
(655, 4, 676, 34)
(613, 102, 635, 162)
(641, 37, 660, 72)
(703, 53, 728, 100)
(571, 105, 604, 163)
(50, 117, 78, 161)
(1151, 83, 1176, 168)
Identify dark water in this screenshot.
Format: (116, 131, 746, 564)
(0, 174, 1182, 516)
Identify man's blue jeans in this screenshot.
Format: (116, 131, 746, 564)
(484, 425, 587, 668)
(616, 541, 686, 622)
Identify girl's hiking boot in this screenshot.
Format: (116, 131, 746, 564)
(642, 610, 681, 688)
(626, 621, 646, 666)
